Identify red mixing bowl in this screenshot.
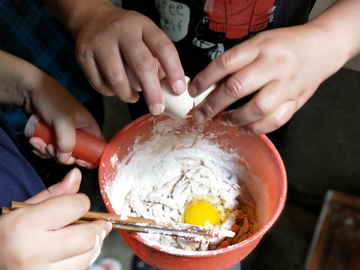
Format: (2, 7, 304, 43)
(26, 113, 287, 270)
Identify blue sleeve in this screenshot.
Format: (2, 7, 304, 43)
(0, 112, 45, 208)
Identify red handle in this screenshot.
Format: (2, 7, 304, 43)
(25, 115, 107, 168)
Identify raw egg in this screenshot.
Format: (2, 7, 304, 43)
(183, 195, 230, 227)
(185, 201, 219, 227)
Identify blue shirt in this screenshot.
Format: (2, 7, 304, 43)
(0, 110, 45, 207)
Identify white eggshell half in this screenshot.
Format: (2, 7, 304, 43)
(161, 76, 193, 119)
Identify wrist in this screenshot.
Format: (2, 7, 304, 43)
(307, 0, 360, 69)
(44, 0, 115, 39)
(0, 51, 36, 108)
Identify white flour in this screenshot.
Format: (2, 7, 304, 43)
(106, 118, 249, 251)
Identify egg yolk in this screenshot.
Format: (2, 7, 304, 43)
(185, 201, 219, 227)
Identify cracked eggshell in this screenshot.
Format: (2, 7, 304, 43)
(161, 76, 193, 119)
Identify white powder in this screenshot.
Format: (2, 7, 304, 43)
(106, 118, 249, 252)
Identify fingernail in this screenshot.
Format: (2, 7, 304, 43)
(57, 152, 71, 163)
(76, 159, 88, 168)
(193, 110, 205, 122)
(219, 115, 232, 126)
(47, 144, 56, 157)
(150, 103, 165, 115)
(32, 142, 40, 150)
(238, 127, 248, 134)
(107, 222, 112, 233)
(188, 84, 199, 96)
(174, 79, 186, 94)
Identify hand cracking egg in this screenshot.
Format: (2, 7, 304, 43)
(183, 195, 229, 228)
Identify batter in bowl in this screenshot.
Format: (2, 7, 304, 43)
(106, 117, 259, 251)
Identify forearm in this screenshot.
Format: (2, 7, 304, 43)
(308, 0, 360, 67)
(0, 50, 42, 110)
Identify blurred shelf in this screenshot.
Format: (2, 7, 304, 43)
(306, 190, 360, 270)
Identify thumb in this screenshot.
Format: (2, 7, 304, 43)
(53, 116, 77, 164)
(26, 168, 82, 204)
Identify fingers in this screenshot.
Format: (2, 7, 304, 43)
(219, 80, 288, 126)
(96, 44, 140, 103)
(74, 8, 185, 115)
(189, 41, 259, 97)
(76, 46, 111, 95)
(236, 102, 295, 135)
(189, 33, 313, 134)
(119, 33, 165, 115)
(29, 137, 52, 159)
(23, 193, 90, 230)
(30, 137, 94, 168)
(13, 186, 111, 269)
(192, 64, 274, 123)
(191, 45, 264, 122)
(48, 117, 76, 164)
(26, 168, 82, 204)
(45, 220, 111, 263)
(219, 80, 296, 134)
(143, 25, 186, 95)
(119, 21, 185, 115)
(48, 221, 111, 269)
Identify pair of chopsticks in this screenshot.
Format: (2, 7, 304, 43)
(1, 201, 234, 238)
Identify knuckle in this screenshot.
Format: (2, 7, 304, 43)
(272, 115, 286, 130)
(192, 75, 207, 90)
(90, 80, 113, 96)
(223, 78, 244, 98)
(242, 123, 261, 135)
(216, 52, 233, 71)
(111, 19, 126, 30)
(156, 38, 175, 54)
(247, 127, 260, 135)
(75, 42, 93, 60)
(90, 81, 100, 91)
(73, 194, 90, 214)
(252, 97, 270, 117)
(105, 72, 124, 87)
(133, 55, 155, 70)
(226, 111, 240, 126)
(202, 101, 217, 116)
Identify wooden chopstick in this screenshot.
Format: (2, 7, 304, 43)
(1, 201, 234, 238)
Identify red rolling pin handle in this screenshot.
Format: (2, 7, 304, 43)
(24, 115, 107, 168)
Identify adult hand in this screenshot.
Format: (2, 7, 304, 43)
(189, 0, 360, 135)
(0, 168, 111, 270)
(46, 0, 185, 115)
(0, 50, 104, 168)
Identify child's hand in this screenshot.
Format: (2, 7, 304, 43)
(46, 0, 185, 115)
(0, 50, 105, 168)
(0, 168, 111, 270)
